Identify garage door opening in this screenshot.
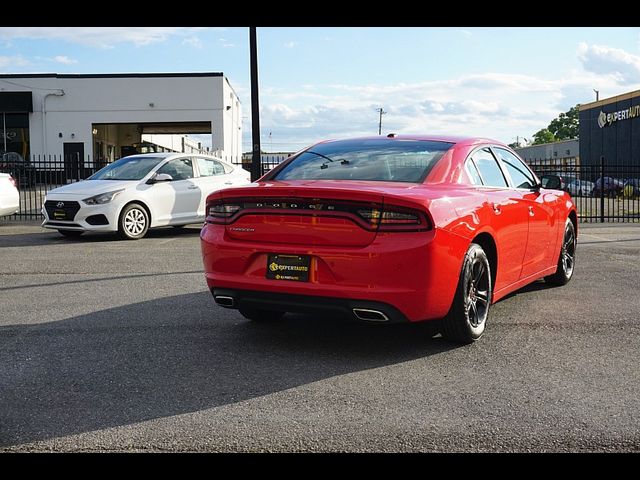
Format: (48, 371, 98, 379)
(92, 121, 213, 168)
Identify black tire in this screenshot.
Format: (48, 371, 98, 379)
(544, 219, 576, 286)
(441, 243, 492, 344)
(58, 229, 84, 238)
(118, 203, 150, 240)
(239, 308, 285, 322)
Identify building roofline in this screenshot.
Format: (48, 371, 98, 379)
(579, 89, 640, 111)
(0, 72, 223, 79)
(224, 76, 241, 104)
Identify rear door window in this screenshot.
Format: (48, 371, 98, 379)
(195, 157, 226, 177)
(471, 148, 508, 187)
(493, 148, 536, 189)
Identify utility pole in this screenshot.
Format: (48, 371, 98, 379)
(376, 108, 386, 135)
(249, 27, 261, 182)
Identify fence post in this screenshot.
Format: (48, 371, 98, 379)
(600, 155, 605, 223)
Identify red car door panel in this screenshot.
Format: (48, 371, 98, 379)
(484, 189, 528, 291)
(520, 191, 560, 278)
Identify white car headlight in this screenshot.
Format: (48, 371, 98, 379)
(83, 189, 124, 205)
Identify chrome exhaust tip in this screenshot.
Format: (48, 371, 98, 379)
(214, 295, 235, 307)
(352, 308, 389, 322)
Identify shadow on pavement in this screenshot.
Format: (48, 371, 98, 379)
(495, 279, 557, 302)
(0, 291, 454, 447)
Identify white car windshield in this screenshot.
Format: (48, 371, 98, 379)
(89, 156, 165, 181)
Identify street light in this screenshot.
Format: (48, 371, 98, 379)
(593, 89, 600, 101)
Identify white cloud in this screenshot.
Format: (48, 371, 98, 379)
(252, 44, 640, 151)
(0, 27, 218, 48)
(578, 42, 640, 84)
(218, 38, 235, 48)
(284, 41, 297, 48)
(182, 36, 203, 49)
(0, 55, 29, 68)
(53, 55, 77, 65)
(250, 61, 640, 152)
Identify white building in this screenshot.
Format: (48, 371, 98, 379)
(0, 72, 242, 165)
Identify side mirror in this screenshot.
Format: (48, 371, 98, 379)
(540, 174, 562, 190)
(147, 173, 173, 184)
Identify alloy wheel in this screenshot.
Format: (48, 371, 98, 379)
(124, 208, 146, 236)
(561, 225, 576, 278)
(465, 254, 490, 328)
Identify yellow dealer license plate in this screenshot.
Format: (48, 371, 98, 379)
(266, 254, 310, 282)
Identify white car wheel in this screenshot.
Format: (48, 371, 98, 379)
(119, 203, 149, 240)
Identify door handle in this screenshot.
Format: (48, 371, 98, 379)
(491, 203, 501, 214)
(224, 182, 233, 185)
(528, 206, 534, 216)
(188, 185, 199, 190)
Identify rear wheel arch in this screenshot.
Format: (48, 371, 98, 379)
(441, 241, 492, 344)
(568, 209, 577, 237)
(470, 232, 497, 292)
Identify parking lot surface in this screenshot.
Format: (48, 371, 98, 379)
(1, 221, 639, 452)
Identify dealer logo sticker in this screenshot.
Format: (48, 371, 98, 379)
(269, 262, 279, 272)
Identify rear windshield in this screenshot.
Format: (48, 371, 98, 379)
(272, 139, 453, 183)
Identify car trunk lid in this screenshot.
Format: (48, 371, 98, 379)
(215, 181, 388, 247)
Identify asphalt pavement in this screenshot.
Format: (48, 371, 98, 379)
(0, 220, 639, 452)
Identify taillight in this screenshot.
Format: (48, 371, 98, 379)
(356, 206, 430, 232)
(207, 201, 243, 224)
(206, 198, 431, 232)
(9, 176, 16, 188)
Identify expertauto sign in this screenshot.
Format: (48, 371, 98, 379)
(598, 105, 640, 128)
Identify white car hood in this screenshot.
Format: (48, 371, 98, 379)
(47, 180, 137, 196)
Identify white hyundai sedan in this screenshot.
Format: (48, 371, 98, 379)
(42, 153, 251, 239)
(0, 173, 19, 217)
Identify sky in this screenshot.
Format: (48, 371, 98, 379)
(2, 26, 640, 152)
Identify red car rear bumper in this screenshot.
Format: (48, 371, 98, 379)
(200, 224, 468, 322)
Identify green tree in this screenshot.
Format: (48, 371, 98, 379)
(531, 104, 580, 145)
(532, 128, 557, 145)
(548, 105, 580, 140)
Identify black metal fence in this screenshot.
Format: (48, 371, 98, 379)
(526, 157, 640, 223)
(237, 153, 292, 175)
(0, 153, 288, 220)
(2, 153, 638, 222)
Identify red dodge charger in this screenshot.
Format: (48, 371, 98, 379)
(200, 135, 577, 343)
